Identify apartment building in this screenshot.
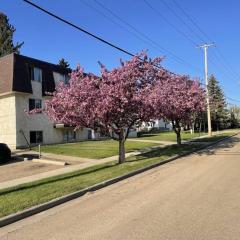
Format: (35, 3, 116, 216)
(0, 53, 100, 149)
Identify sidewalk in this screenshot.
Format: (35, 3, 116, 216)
(0, 151, 142, 190)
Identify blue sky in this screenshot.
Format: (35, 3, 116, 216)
(1, 0, 240, 105)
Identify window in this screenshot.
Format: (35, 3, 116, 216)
(60, 74, 70, 84)
(29, 99, 42, 111)
(53, 72, 70, 85)
(28, 66, 42, 82)
(63, 130, 76, 142)
(30, 131, 43, 144)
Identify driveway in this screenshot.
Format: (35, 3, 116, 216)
(0, 160, 62, 183)
(1, 135, 240, 240)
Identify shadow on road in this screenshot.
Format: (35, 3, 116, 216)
(194, 136, 240, 156)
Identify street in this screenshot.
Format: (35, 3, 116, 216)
(1, 135, 240, 240)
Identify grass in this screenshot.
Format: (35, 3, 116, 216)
(0, 144, 202, 218)
(139, 129, 240, 142)
(33, 140, 159, 159)
(139, 131, 206, 142)
(190, 133, 236, 142)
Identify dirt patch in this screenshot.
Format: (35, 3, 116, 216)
(0, 160, 63, 183)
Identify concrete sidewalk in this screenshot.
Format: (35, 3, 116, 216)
(0, 151, 142, 190)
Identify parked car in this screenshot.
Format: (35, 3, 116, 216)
(0, 143, 11, 164)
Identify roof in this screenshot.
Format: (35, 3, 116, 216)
(0, 53, 71, 95)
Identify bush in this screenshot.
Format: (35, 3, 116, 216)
(0, 143, 11, 164)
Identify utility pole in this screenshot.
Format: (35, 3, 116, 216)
(198, 43, 214, 136)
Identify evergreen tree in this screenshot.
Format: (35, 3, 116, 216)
(58, 58, 70, 69)
(208, 75, 228, 130)
(0, 12, 23, 57)
(228, 105, 240, 128)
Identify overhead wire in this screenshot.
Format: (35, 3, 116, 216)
(92, 0, 202, 72)
(171, 0, 240, 84)
(23, 0, 203, 74)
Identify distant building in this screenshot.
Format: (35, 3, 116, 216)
(138, 119, 172, 132)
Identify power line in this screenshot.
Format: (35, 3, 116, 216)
(143, 0, 198, 46)
(23, 0, 202, 74)
(199, 82, 240, 104)
(213, 47, 240, 80)
(226, 96, 240, 103)
(171, 0, 240, 85)
(22, 0, 136, 58)
(172, 0, 212, 42)
(161, 0, 205, 43)
(80, 0, 160, 53)
(92, 0, 202, 72)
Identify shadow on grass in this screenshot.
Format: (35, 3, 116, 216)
(138, 134, 158, 138)
(0, 163, 117, 196)
(128, 144, 197, 162)
(190, 135, 229, 143)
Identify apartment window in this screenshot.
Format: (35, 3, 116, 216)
(29, 66, 42, 82)
(30, 131, 43, 144)
(29, 99, 42, 111)
(60, 73, 70, 84)
(63, 130, 76, 142)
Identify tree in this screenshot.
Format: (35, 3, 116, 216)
(58, 58, 70, 69)
(208, 75, 228, 130)
(152, 73, 205, 145)
(228, 105, 240, 128)
(44, 54, 162, 164)
(0, 12, 23, 57)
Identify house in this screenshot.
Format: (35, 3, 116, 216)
(138, 119, 172, 132)
(153, 119, 172, 131)
(0, 53, 103, 149)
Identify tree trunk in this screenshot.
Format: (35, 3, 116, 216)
(118, 129, 126, 164)
(192, 122, 195, 134)
(174, 121, 181, 146)
(176, 131, 181, 146)
(199, 121, 202, 136)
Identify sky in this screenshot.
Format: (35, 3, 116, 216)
(1, 0, 240, 105)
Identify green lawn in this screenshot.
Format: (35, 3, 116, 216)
(139, 131, 206, 142)
(0, 144, 202, 218)
(33, 140, 160, 159)
(190, 133, 237, 142)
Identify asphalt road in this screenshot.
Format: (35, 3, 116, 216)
(1, 135, 240, 240)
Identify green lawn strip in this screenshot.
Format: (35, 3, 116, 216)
(139, 131, 206, 142)
(0, 144, 202, 218)
(33, 140, 159, 159)
(190, 132, 238, 142)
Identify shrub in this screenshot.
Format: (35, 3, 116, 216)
(0, 143, 11, 164)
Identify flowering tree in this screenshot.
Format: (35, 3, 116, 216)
(45, 54, 163, 164)
(152, 72, 205, 145)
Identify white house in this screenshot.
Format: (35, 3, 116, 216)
(139, 119, 173, 132)
(0, 53, 136, 149)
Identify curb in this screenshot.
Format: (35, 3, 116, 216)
(0, 132, 238, 228)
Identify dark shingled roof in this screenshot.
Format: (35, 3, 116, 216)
(0, 53, 71, 95)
